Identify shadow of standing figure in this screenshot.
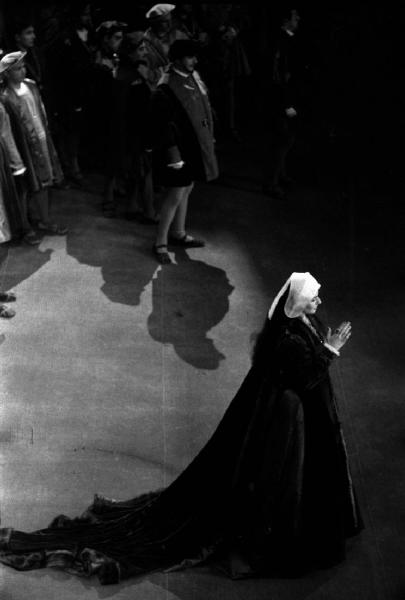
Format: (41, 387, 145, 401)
(0, 242, 53, 292)
(65, 212, 158, 307)
(148, 248, 234, 369)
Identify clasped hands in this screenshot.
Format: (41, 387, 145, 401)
(326, 321, 352, 351)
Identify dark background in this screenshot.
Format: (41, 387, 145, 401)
(0, 2, 403, 197)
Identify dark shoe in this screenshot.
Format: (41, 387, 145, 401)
(53, 179, 71, 190)
(0, 291, 16, 302)
(261, 185, 286, 199)
(0, 305, 15, 318)
(168, 234, 205, 248)
(153, 244, 172, 265)
(37, 222, 68, 235)
(22, 230, 42, 245)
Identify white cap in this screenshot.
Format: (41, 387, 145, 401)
(0, 51, 26, 74)
(146, 4, 175, 20)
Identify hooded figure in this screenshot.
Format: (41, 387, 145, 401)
(0, 273, 363, 583)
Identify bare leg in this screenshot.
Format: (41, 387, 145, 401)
(170, 183, 194, 238)
(168, 183, 205, 247)
(155, 186, 186, 248)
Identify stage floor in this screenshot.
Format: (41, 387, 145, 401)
(0, 158, 403, 599)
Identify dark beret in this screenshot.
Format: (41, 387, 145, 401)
(169, 40, 199, 61)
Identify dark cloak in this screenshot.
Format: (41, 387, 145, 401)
(149, 69, 218, 187)
(0, 303, 363, 584)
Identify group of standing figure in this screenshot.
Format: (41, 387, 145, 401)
(1, 4, 305, 267)
(0, 3, 255, 267)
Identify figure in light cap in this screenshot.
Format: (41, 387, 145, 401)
(0, 50, 45, 248)
(0, 50, 26, 74)
(1, 50, 68, 237)
(142, 2, 189, 90)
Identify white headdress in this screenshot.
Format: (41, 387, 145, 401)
(268, 272, 320, 320)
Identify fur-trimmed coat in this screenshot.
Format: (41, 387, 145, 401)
(149, 68, 218, 185)
(1, 79, 63, 193)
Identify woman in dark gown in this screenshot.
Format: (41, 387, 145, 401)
(0, 272, 363, 584)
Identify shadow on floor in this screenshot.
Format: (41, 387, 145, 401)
(0, 240, 53, 292)
(66, 212, 156, 307)
(65, 211, 233, 370)
(147, 249, 234, 370)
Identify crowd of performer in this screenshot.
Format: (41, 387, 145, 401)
(0, 3, 302, 315)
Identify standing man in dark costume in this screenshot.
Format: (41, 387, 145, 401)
(0, 272, 363, 583)
(119, 32, 157, 224)
(90, 20, 127, 218)
(150, 39, 218, 264)
(262, 8, 301, 199)
(47, 3, 95, 186)
(12, 19, 45, 93)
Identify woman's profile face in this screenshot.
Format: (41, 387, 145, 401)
(303, 295, 322, 315)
